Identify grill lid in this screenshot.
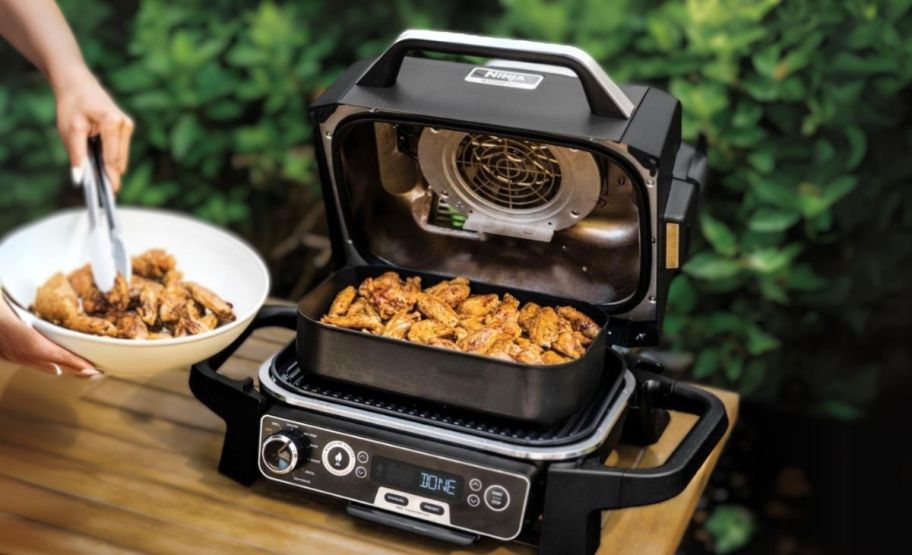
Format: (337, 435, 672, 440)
(309, 30, 706, 345)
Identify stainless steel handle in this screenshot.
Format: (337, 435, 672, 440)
(358, 29, 635, 119)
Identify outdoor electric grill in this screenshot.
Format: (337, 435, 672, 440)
(190, 30, 726, 554)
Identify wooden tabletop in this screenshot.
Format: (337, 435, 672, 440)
(0, 326, 738, 555)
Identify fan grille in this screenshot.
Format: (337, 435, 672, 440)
(455, 134, 562, 210)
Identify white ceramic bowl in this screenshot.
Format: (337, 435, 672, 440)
(0, 208, 270, 376)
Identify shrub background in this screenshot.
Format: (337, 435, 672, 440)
(1, 0, 910, 416)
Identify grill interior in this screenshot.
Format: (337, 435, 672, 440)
(266, 342, 624, 447)
(456, 134, 562, 210)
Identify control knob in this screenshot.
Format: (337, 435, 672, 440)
(262, 431, 308, 475)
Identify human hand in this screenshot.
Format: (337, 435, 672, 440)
(0, 298, 99, 378)
(53, 67, 134, 192)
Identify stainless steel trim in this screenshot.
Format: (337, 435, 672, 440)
(374, 30, 635, 118)
(258, 415, 531, 541)
(258, 360, 636, 462)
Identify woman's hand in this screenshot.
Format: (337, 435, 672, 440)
(0, 0, 135, 191)
(53, 67, 134, 192)
(0, 299, 99, 378)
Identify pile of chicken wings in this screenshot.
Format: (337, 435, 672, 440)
(32, 249, 235, 339)
(321, 272, 600, 365)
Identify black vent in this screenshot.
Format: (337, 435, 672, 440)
(266, 342, 624, 447)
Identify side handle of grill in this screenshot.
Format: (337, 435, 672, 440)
(189, 304, 298, 485)
(538, 375, 728, 555)
(358, 29, 635, 119)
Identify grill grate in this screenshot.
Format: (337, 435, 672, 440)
(266, 342, 624, 447)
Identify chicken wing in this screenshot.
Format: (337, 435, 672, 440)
(114, 312, 149, 339)
(416, 293, 459, 327)
(381, 310, 419, 339)
(186, 282, 235, 322)
(486, 338, 519, 361)
(457, 327, 501, 354)
(132, 249, 176, 280)
(358, 271, 419, 320)
(484, 293, 522, 339)
(528, 306, 562, 348)
(68, 264, 108, 314)
(34, 272, 81, 324)
(328, 285, 357, 317)
(159, 284, 191, 325)
(518, 302, 541, 334)
(106, 274, 132, 312)
(552, 331, 586, 359)
(321, 298, 384, 333)
(557, 306, 600, 340)
(425, 277, 471, 308)
(457, 294, 500, 317)
(541, 350, 569, 364)
(407, 319, 457, 344)
(33, 273, 117, 337)
(131, 275, 164, 327)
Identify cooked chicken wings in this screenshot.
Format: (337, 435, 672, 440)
(32, 249, 235, 340)
(320, 273, 600, 365)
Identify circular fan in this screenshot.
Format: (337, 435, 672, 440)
(455, 134, 562, 211)
(417, 128, 601, 239)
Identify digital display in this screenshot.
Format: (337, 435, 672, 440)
(371, 456, 464, 500)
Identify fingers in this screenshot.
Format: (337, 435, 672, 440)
(1, 320, 100, 378)
(60, 116, 91, 177)
(99, 113, 133, 193)
(41, 340, 98, 377)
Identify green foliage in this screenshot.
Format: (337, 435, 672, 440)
(492, 0, 912, 415)
(1, 0, 910, 418)
(705, 504, 757, 553)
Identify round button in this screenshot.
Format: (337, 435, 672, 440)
(355, 466, 367, 478)
(262, 433, 307, 475)
(322, 440, 356, 476)
(484, 485, 510, 511)
(357, 451, 369, 464)
(469, 478, 483, 492)
(467, 494, 481, 507)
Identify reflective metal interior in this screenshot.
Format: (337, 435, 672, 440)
(337, 121, 642, 305)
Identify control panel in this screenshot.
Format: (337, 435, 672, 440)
(258, 414, 531, 540)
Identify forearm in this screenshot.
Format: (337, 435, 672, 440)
(0, 0, 90, 92)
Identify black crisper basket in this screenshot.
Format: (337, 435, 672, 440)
(299, 30, 706, 424)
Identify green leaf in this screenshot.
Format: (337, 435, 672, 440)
(668, 275, 698, 314)
(748, 208, 800, 232)
(746, 325, 780, 355)
(692, 348, 720, 380)
(739, 360, 766, 396)
(745, 246, 800, 274)
(819, 400, 863, 421)
(684, 252, 742, 280)
(758, 276, 789, 303)
(705, 505, 756, 554)
(798, 177, 858, 217)
(844, 125, 867, 171)
(724, 355, 744, 381)
(787, 264, 827, 291)
(747, 149, 775, 173)
(171, 114, 202, 161)
(700, 213, 738, 256)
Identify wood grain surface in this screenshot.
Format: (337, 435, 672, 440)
(0, 325, 738, 554)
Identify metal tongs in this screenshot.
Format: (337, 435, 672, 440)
(74, 137, 130, 292)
